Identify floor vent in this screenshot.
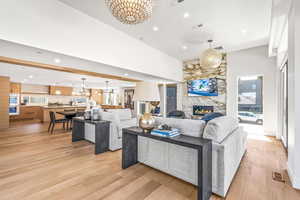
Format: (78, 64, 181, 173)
(272, 171, 285, 183)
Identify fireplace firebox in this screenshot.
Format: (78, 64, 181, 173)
(193, 106, 214, 116)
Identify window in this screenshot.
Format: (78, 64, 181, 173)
(73, 97, 87, 104)
(22, 95, 48, 105)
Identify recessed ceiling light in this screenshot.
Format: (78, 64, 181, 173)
(182, 45, 188, 50)
(153, 26, 159, 31)
(29, 75, 33, 79)
(183, 12, 190, 18)
(54, 58, 61, 63)
(241, 29, 247, 34)
(124, 73, 129, 76)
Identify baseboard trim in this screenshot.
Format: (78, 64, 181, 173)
(287, 163, 300, 189)
(264, 130, 276, 137)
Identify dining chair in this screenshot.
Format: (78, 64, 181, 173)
(76, 112, 85, 117)
(48, 111, 69, 134)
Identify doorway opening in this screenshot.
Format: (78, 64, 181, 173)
(238, 75, 264, 136)
(166, 84, 177, 114)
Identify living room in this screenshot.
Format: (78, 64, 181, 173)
(0, 0, 299, 200)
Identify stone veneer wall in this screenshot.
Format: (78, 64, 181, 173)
(178, 55, 227, 118)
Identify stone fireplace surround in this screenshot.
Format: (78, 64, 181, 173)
(178, 56, 227, 118)
(193, 105, 214, 116)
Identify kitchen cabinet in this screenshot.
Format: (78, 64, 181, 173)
(49, 86, 73, 96)
(0, 76, 9, 129)
(91, 89, 103, 105)
(10, 106, 42, 121)
(21, 84, 49, 94)
(10, 82, 21, 94)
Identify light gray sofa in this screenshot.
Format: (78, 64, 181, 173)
(101, 109, 137, 151)
(137, 116, 247, 197)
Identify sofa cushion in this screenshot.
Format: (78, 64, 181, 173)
(154, 117, 206, 138)
(203, 116, 238, 143)
(107, 109, 132, 121)
(202, 112, 224, 122)
(100, 111, 120, 124)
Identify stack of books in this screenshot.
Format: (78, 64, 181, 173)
(151, 128, 180, 137)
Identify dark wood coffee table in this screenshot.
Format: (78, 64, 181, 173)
(122, 127, 212, 200)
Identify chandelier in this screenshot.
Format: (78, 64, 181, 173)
(103, 81, 114, 94)
(80, 78, 90, 96)
(200, 40, 223, 69)
(105, 0, 153, 24)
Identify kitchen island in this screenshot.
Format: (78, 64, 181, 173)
(72, 117, 110, 154)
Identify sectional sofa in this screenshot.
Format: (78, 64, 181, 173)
(98, 109, 247, 197)
(137, 116, 247, 197)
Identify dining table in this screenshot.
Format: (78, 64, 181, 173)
(56, 111, 78, 130)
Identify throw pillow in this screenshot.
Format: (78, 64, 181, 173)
(202, 112, 224, 122)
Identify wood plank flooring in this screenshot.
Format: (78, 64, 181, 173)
(0, 120, 299, 200)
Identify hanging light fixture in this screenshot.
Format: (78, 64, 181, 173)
(200, 40, 223, 69)
(80, 78, 90, 96)
(103, 81, 114, 94)
(105, 0, 153, 25)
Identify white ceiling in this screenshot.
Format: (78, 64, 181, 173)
(60, 0, 273, 60)
(0, 40, 173, 88)
(0, 64, 134, 89)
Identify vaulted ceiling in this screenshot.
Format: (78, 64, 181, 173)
(60, 0, 273, 60)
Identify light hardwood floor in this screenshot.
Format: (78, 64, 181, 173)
(0, 120, 299, 200)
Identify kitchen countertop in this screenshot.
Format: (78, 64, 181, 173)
(42, 105, 86, 109)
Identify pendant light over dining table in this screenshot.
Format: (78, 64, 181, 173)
(103, 81, 114, 94)
(80, 78, 90, 96)
(200, 40, 223, 69)
(105, 0, 153, 24)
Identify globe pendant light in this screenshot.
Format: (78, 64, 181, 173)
(200, 40, 222, 69)
(105, 0, 153, 25)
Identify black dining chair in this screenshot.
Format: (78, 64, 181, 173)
(48, 111, 69, 134)
(76, 111, 85, 117)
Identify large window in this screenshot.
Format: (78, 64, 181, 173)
(238, 76, 264, 126)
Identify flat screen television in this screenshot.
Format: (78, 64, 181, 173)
(187, 78, 218, 96)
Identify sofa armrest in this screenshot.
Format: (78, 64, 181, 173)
(116, 118, 138, 138)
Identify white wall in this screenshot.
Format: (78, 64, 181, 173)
(287, 0, 300, 189)
(227, 46, 277, 136)
(0, 0, 182, 82)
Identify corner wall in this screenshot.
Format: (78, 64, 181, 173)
(287, 0, 300, 189)
(227, 46, 277, 136)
